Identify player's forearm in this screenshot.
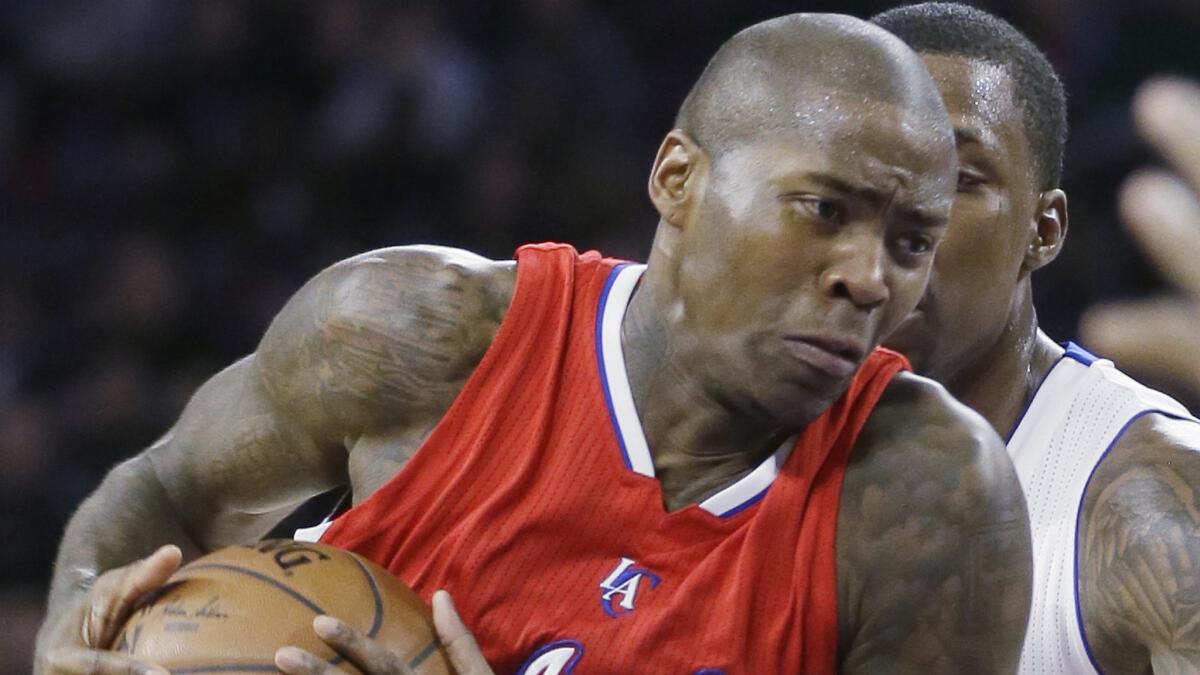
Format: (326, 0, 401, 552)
(37, 453, 204, 654)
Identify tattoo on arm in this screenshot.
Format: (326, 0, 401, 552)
(838, 377, 1032, 674)
(1080, 415, 1200, 673)
(258, 246, 513, 441)
(38, 245, 513, 659)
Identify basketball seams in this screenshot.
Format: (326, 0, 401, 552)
(183, 563, 328, 616)
(407, 639, 440, 670)
(173, 562, 352, 670)
(126, 543, 447, 674)
(345, 551, 385, 639)
(346, 549, 443, 672)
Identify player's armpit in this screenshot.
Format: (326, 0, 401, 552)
(836, 374, 1032, 674)
(1078, 413, 1200, 674)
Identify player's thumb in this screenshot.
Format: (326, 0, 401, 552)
(135, 545, 184, 589)
(95, 545, 184, 648)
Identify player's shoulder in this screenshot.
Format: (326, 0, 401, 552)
(1078, 411, 1200, 669)
(842, 371, 1027, 579)
(843, 368, 1026, 558)
(255, 245, 518, 431)
(1109, 409, 1200, 465)
(320, 245, 517, 317)
(857, 370, 1008, 474)
(280, 244, 516, 351)
(1085, 403, 1200, 522)
(1085, 410, 1200, 531)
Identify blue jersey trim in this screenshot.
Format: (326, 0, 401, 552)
(1005, 341, 1098, 442)
(717, 485, 770, 518)
(595, 264, 634, 471)
(1062, 341, 1099, 366)
(1073, 408, 1193, 673)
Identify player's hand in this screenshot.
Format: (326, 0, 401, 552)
(1082, 78, 1200, 394)
(36, 545, 181, 675)
(276, 589, 494, 675)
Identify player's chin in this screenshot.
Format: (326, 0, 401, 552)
(763, 373, 848, 425)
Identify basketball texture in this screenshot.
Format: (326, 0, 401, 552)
(111, 539, 455, 674)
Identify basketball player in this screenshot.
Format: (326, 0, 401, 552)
(874, 4, 1200, 673)
(35, 14, 1033, 675)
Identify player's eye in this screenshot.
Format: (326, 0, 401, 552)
(793, 196, 843, 223)
(957, 169, 985, 192)
(897, 233, 936, 256)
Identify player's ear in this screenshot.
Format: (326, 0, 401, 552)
(1023, 188, 1068, 272)
(648, 130, 708, 230)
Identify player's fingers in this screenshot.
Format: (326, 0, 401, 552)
(1119, 170, 1200, 295)
(43, 647, 169, 675)
(89, 546, 183, 648)
(1135, 78, 1200, 191)
(432, 590, 494, 675)
(1080, 297, 1200, 385)
(274, 647, 339, 675)
(311, 615, 415, 675)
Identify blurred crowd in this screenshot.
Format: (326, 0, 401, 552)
(2, 0, 1200, 669)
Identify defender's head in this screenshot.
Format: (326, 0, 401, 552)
(646, 13, 957, 425)
(874, 3, 1070, 386)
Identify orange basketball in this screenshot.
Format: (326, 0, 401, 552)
(111, 539, 455, 674)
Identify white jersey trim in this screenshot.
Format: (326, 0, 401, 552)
(293, 519, 332, 543)
(595, 263, 794, 518)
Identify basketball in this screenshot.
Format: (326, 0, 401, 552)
(110, 539, 455, 674)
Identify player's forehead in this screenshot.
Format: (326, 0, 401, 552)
(714, 126, 953, 224)
(718, 84, 953, 162)
(921, 54, 1027, 161)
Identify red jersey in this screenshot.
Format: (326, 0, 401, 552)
(317, 243, 908, 674)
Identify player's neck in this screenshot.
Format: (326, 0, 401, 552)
(945, 291, 1063, 440)
(621, 270, 787, 512)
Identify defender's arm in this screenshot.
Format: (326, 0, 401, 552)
(1079, 413, 1200, 674)
(837, 373, 1032, 674)
(36, 245, 515, 672)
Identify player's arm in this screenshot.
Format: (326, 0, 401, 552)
(35, 245, 515, 673)
(836, 373, 1033, 674)
(1078, 413, 1200, 674)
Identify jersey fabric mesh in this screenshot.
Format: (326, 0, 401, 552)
(314, 243, 909, 674)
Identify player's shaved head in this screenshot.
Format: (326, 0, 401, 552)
(676, 13, 950, 158)
(641, 13, 960, 430)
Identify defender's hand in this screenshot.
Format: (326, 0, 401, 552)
(1083, 78, 1200, 393)
(38, 545, 181, 675)
(275, 590, 493, 675)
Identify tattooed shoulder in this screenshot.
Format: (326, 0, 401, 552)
(837, 372, 1032, 674)
(1079, 413, 1200, 674)
(255, 245, 516, 445)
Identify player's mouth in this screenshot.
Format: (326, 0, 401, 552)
(783, 335, 864, 380)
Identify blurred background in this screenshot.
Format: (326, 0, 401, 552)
(2, 0, 1198, 669)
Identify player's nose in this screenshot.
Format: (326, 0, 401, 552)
(819, 233, 889, 310)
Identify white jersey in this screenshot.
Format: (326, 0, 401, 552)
(1008, 343, 1195, 674)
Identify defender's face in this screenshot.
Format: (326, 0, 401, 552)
(885, 55, 1041, 383)
(675, 95, 956, 424)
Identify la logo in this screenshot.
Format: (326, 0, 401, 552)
(599, 557, 660, 617)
